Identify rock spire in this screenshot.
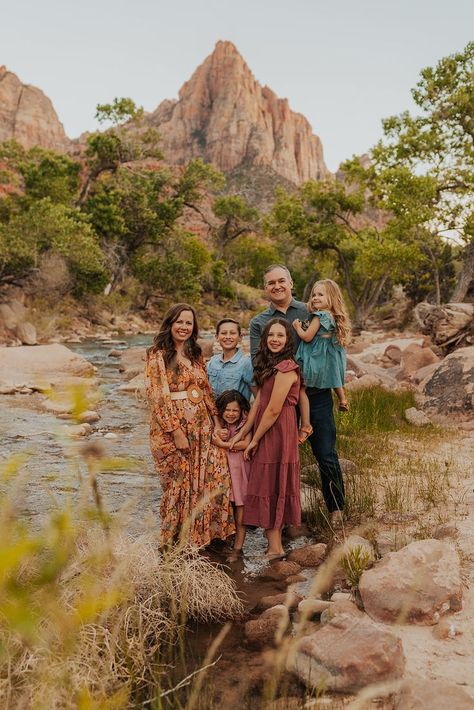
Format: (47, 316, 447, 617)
(146, 41, 329, 184)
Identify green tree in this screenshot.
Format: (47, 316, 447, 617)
(0, 199, 107, 293)
(371, 41, 474, 302)
(212, 195, 259, 258)
(0, 141, 80, 205)
(268, 178, 420, 327)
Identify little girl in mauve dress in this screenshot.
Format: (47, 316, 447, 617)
(212, 390, 251, 559)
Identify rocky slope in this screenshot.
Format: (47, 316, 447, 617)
(145, 41, 329, 185)
(0, 65, 69, 152)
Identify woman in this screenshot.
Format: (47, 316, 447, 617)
(146, 303, 235, 547)
(231, 318, 301, 559)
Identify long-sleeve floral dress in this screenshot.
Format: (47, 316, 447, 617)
(146, 348, 235, 547)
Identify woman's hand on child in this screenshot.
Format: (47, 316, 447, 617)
(214, 426, 229, 441)
(173, 429, 190, 451)
(244, 440, 258, 460)
(228, 432, 243, 450)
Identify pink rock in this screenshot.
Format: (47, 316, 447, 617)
(259, 560, 302, 581)
(244, 604, 290, 648)
(145, 41, 329, 185)
(359, 539, 463, 624)
(0, 65, 69, 150)
(258, 592, 303, 611)
(394, 677, 474, 709)
(290, 613, 405, 692)
(287, 543, 327, 567)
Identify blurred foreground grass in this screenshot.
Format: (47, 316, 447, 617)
(0, 386, 243, 709)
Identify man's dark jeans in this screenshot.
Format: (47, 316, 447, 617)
(306, 387, 345, 513)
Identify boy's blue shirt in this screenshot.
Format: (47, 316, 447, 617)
(206, 348, 253, 402)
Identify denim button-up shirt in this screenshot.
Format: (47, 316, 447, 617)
(206, 348, 253, 402)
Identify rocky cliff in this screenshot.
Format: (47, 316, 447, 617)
(0, 66, 69, 152)
(146, 41, 329, 184)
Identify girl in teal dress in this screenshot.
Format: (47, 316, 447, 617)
(293, 279, 351, 440)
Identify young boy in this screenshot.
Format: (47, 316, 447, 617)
(207, 318, 253, 401)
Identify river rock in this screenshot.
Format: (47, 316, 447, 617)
(396, 343, 440, 381)
(259, 560, 302, 581)
(61, 423, 92, 437)
(289, 613, 405, 692)
(359, 540, 463, 624)
(298, 598, 331, 617)
(0, 344, 95, 390)
(258, 592, 303, 611)
(404, 407, 431, 426)
(244, 605, 290, 648)
(118, 373, 146, 396)
(394, 677, 474, 709)
(287, 544, 327, 567)
(15, 321, 37, 345)
(79, 410, 100, 424)
(118, 347, 146, 375)
(421, 346, 474, 418)
(320, 600, 363, 625)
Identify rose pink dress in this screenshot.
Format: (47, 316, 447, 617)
(243, 359, 301, 529)
(226, 417, 250, 506)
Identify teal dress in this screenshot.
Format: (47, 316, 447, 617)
(296, 310, 346, 389)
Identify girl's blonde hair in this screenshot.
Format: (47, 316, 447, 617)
(309, 279, 351, 346)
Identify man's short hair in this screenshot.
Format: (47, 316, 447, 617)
(215, 318, 242, 335)
(263, 264, 292, 285)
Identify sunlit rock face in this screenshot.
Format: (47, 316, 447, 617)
(146, 41, 329, 184)
(0, 65, 69, 151)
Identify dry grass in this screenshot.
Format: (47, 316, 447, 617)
(0, 431, 243, 710)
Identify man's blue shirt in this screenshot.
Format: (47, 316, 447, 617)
(206, 348, 253, 402)
(249, 297, 308, 362)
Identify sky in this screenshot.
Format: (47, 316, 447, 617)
(1, 0, 473, 171)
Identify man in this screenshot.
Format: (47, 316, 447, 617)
(249, 264, 345, 522)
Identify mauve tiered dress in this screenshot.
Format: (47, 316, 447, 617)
(243, 359, 301, 529)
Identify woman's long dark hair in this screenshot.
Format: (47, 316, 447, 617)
(149, 303, 201, 368)
(253, 318, 295, 386)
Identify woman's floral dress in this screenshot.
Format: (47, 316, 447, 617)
(146, 349, 235, 547)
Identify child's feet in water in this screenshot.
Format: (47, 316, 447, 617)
(298, 424, 313, 444)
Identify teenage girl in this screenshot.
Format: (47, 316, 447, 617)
(212, 390, 251, 559)
(293, 279, 351, 440)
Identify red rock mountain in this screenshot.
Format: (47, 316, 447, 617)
(146, 41, 329, 184)
(0, 66, 69, 152)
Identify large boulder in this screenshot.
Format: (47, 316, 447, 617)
(244, 605, 290, 648)
(414, 302, 474, 346)
(396, 342, 440, 381)
(359, 540, 462, 625)
(0, 344, 95, 390)
(119, 347, 146, 379)
(15, 321, 37, 345)
(287, 543, 327, 567)
(421, 346, 474, 418)
(289, 613, 405, 692)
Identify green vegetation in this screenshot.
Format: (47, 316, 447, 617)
(302, 387, 455, 529)
(1, 42, 472, 322)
